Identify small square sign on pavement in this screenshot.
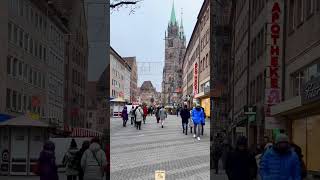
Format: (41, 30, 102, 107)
(155, 170, 165, 180)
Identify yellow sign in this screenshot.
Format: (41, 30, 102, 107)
(155, 170, 165, 180)
(28, 112, 40, 120)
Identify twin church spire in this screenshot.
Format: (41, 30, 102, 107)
(168, 0, 185, 40)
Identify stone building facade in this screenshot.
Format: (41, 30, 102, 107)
(162, 2, 186, 106)
(124, 57, 138, 103)
(139, 81, 159, 106)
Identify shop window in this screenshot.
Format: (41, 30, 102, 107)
(15, 136, 24, 141)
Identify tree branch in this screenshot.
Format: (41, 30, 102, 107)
(110, 1, 139, 8)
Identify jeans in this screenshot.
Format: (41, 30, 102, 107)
(194, 124, 201, 137)
(182, 122, 188, 134)
(131, 117, 134, 125)
(160, 118, 165, 126)
(136, 121, 141, 130)
(123, 119, 127, 127)
(143, 115, 146, 124)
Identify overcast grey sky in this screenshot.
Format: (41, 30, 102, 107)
(110, 0, 204, 91)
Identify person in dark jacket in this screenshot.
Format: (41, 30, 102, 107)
(180, 105, 190, 135)
(38, 140, 59, 180)
(226, 136, 257, 180)
(133, 106, 138, 127)
(291, 143, 307, 179)
(260, 134, 301, 180)
(121, 106, 128, 127)
(200, 107, 206, 136)
(77, 141, 90, 180)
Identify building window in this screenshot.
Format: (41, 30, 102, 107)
(19, 29, 23, 48)
(12, 90, 17, 110)
(19, 0, 23, 16)
(24, 64, 28, 80)
(13, 25, 18, 44)
(13, 58, 17, 77)
(296, 0, 303, 27)
(43, 47, 46, 62)
(6, 89, 11, 109)
(28, 96, 31, 111)
(305, 0, 314, 18)
(24, 33, 29, 51)
(34, 41, 37, 57)
(23, 95, 26, 111)
(42, 74, 45, 88)
(18, 61, 22, 77)
(29, 38, 33, 54)
(39, 44, 42, 59)
(18, 93, 22, 111)
(7, 56, 11, 75)
(29, 68, 32, 83)
(8, 23, 12, 42)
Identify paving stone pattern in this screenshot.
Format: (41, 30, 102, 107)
(110, 115, 210, 180)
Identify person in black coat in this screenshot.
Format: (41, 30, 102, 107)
(76, 141, 90, 180)
(180, 105, 190, 135)
(225, 136, 257, 180)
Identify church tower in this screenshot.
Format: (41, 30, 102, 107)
(162, 1, 186, 106)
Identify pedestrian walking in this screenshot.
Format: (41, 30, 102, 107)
(135, 105, 144, 130)
(255, 143, 272, 180)
(189, 108, 194, 134)
(121, 106, 128, 127)
(62, 139, 79, 180)
(176, 107, 180, 117)
(200, 107, 206, 136)
(180, 105, 190, 135)
(191, 103, 205, 141)
(129, 106, 135, 125)
(77, 141, 90, 180)
(133, 106, 138, 127)
(260, 134, 301, 180)
(143, 105, 148, 124)
(155, 106, 160, 123)
(225, 136, 257, 180)
(291, 143, 307, 179)
(213, 144, 223, 174)
(159, 106, 167, 128)
(37, 140, 59, 180)
(81, 138, 107, 180)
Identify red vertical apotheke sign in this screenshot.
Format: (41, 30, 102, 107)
(265, 0, 284, 130)
(194, 62, 198, 95)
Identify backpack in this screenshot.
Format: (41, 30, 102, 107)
(63, 151, 79, 170)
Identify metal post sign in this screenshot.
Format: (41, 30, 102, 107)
(155, 170, 165, 180)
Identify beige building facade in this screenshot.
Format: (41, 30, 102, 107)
(182, 0, 210, 116)
(124, 57, 138, 103)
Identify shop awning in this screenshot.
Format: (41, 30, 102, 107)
(0, 115, 49, 127)
(69, 127, 103, 137)
(0, 114, 14, 123)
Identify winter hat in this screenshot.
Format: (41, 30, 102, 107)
(70, 139, 77, 148)
(236, 136, 247, 146)
(275, 134, 289, 144)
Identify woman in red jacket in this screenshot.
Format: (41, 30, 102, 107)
(143, 105, 148, 124)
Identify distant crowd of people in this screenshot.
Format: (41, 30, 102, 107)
(34, 137, 108, 180)
(212, 134, 307, 180)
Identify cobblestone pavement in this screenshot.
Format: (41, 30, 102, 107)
(111, 115, 210, 180)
